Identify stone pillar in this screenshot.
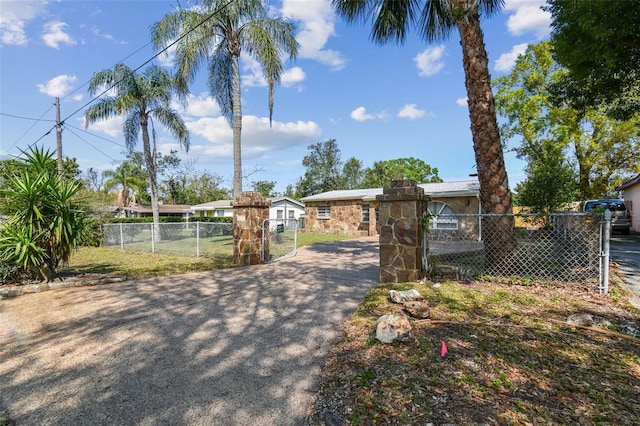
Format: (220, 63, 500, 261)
(376, 180, 430, 283)
(232, 192, 272, 266)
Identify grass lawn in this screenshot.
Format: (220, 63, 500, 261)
(308, 276, 640, 425)
(59, 231, 360, 280)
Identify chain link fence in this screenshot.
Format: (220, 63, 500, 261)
(261, 218, 298, 262)
(425, 213, 608, 290)
(103, 222, 234, 258)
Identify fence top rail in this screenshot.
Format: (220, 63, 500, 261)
(430, 212, 597, 218)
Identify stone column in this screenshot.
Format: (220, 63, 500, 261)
(232, 192, 272, 266)
(376, 180, 430, 283)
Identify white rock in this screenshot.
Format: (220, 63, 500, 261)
(376, 314, 412, 343)
(389, 289, 421, 303)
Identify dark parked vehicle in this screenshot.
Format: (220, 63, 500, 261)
(583, 199, 631, 235)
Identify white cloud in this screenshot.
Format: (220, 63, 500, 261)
(173, 93, 221, 118)
(85, 115, 123, 137)
(504, 0, 551, 39)
(91, 26, 126, 44)
(414, 45, 445, 77)
(397, 104, 429, 120)
(165, 115, 321, 162)
(456, 97, 468, 107)
(282, 66, 306, 87)
(71, 94, 83, 102)
(350, 106, 387, 122)
(280, 0, 347, 70)
(42, 21, 77, 49)
(495, 43, 528, 72)
(36, 74, 77, 97)
(0, 0, 46, 46)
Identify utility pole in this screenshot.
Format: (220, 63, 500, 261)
(55, 97, 63, 176)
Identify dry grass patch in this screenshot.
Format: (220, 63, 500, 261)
(308, 278, 640, 425)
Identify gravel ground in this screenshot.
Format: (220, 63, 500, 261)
(0, 238, 379, 426)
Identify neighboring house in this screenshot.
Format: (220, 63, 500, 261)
(119, 204, 194, 219)
(300, 180, 481, 237)
(190, 200, 234, 218)
(268, 196, 305, 222)
(190, 196, 305, 223)
(616, 173, 640, 233)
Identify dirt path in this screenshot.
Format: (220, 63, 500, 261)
(0, 238, 379, 426)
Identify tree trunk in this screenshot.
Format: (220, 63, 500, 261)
(231, 52, 243, 200)
(140, 115, 161, 243)
(457, 5, 517, 272)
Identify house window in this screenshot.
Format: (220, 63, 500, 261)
(288, 210, 295, 219)
(361, 204, 370, 222)
(277, 209, 284, 219)
(428, 201, 458, 230)
(317, 205, 330, 219)
(216, 210, 224, 217)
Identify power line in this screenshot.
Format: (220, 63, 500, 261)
(10, 0, 235, 157)
(4, 104, 55, 153)
(65, 127, 119, 163)
(65, 124, 126, 148)
(0, 112, 56, 122)
(61, 0, 235, 125)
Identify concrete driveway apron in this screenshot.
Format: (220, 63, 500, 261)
(610, 233, 640, 309)
(0, 237, 379, 426)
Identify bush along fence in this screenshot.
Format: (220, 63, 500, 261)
(424, 212, 612, 293)
(102, 222, 234, 258)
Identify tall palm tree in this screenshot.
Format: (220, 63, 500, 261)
(85, 64, 190, 240)
(151, 0, 299, 199)
(333, 0, 517, 266)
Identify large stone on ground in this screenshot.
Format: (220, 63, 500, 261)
(403, 300, 431, 319)
(389, 289, 421, 303)
(376, 314, 412, 343)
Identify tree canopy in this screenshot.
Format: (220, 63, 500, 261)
(546, 0, 640, 120)
(494, 41, 640, 200)
(363, 157, 442, 188)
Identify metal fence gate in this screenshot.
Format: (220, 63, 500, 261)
(261, 218, 298, 263)
(423, 212, 611, 293)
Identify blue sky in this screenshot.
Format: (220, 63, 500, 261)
(0, 0, 551, 194)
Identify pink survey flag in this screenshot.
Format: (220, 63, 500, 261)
(440, 341, 448, 357)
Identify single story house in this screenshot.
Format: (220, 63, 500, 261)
(616, 173, 639, 233)
(300, 180, 481, 237)
(119, 204, 194, 219)
(190, 196, 305, 223)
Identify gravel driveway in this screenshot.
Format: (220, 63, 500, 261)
(0, 238, 379, 425)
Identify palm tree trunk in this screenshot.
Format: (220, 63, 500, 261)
(231, 52, 243, 200)
(457, 5, 517, 272)
(140, 116, 161, 243)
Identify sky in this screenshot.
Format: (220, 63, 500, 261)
(0, 0, 551, 195)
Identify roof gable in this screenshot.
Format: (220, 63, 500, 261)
(616, 173, 640, 191)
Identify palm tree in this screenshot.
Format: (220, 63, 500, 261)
(103, 160, 148, 212)
(151, 0, 299, 199)
(85, 64, 190, 240)
(332, 0, 517, 267)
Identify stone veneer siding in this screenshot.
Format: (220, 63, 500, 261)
(232, 192, 271, 265)
(430, 196, 480, 240)
(304, 200, 378, 236)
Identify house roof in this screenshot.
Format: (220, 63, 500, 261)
(300, 180, 480, 203)
(190, 200, 233, 211)
(122, 204, 192, 214)
(616, 173, 640, 191)
(269, 196, 305, 208)
(191, 196, 305, 211)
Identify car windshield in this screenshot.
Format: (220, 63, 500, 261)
(584, 201, 626, 212)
